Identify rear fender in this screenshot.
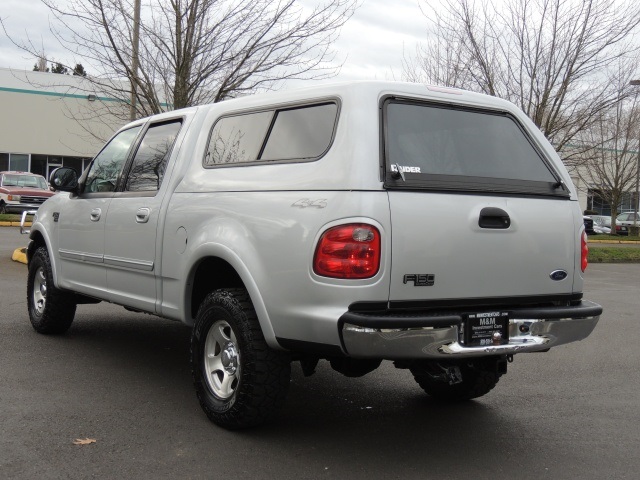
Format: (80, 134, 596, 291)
(184, 240, 278, 349)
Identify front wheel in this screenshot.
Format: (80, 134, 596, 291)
(191, 289, 291, 429)
(27, 246, 77, 334)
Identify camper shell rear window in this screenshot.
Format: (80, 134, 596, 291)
(382, 98, 568, 197)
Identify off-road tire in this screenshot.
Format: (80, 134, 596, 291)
(191, 288, 291, 429)
(27, 246, 77, 334)
(410, 361, 501, 402)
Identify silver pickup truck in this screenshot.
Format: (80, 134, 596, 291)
(24, 81, 602, 429)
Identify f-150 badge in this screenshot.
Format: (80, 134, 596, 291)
(403, 274, 435, 286)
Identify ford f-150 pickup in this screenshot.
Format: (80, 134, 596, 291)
(24, 81, 602, 429)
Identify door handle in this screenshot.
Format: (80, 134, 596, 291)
(90, 208, 102, 222)
(136, 207, 151, 223)
(479, 207, 511, 229)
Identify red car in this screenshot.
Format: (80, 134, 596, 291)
(0, 171, 55, 214)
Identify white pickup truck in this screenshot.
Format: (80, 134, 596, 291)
(24, 81, 602, 429)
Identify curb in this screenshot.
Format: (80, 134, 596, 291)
(12, 247, 27, 264)
(589, 239, 640, 245)
(0, 222, 32, 227)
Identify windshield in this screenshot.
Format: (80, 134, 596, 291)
(384, 100, 566, 196)
(3, 174, 47, 189)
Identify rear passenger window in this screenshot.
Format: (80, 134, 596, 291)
(125, 120, 182, 192)
(261, 104, 337, 160)
(204, 102, 338, 166)
(205, 111, 272, 166)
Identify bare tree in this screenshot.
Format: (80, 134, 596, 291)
(404, 0, 640, 154)
(4, 0, 358, 123)
(568, 83, 640, 231)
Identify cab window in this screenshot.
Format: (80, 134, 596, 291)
(84, 126, 142, 193)
(124, 120, 183, 192)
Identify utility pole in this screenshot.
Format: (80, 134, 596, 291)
(129, 0, 141, 122)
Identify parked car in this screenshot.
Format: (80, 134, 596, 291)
(0, 171, 55, 214)
(590, 214, 631, 235)
(589, 215, 612, 235)
(616, 212, 640, 231)
(589, 215, 634, 235)
(24, 81, 602, 429)
(583, 216, 595, 235)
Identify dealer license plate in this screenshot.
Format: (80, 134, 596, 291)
(461, 312, 510, 347)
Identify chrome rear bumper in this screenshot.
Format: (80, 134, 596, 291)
(340, 301, 601, 359)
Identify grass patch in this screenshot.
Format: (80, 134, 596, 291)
(589, 247, 640, 263)
(591, 234, 640, 241)
(0, 214, 34, 222)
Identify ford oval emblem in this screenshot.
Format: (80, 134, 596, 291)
(550, 270, 568, 281)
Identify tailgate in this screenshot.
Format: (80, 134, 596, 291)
(388, 192, 576, 302)
(382, 95, 577, 304)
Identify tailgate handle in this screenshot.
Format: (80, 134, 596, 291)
(479, 207, 511, 229)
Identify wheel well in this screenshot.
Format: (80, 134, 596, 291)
(27, 231, 46, 265)
(190, 257, 244, 318)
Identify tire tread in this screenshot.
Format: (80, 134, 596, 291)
(191, 288, 290, 429)
(27, 247, 76, 334)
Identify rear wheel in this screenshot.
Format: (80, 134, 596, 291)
(410, 360, 501, 401)
(27, 246, 77, 334)
(191, 288, 290, 429)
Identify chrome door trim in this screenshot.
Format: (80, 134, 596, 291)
(103, 255, 154, 272)
(59, 249, 104, 264)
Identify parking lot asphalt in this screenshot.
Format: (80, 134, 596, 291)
(1, 226, 640, 479)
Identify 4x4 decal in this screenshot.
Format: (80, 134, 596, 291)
(292, 198, 327, 209)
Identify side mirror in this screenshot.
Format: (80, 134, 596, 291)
(50, 167, 79, 193)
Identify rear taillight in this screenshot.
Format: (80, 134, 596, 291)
(313, 223, 381, 279)
(581, 231, 588, 272)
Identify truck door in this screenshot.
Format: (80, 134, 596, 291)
(58, 126, 142, 298)
(104, 119, 183, 312)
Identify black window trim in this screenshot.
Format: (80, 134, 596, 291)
(380, 95, 570, 198)
(202, 98, 341, 169)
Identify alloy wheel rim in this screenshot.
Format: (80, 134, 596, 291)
(33, 267, 47, 315)
(204, 319, 240, 399)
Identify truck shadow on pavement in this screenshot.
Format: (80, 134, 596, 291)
(11, 310, 561, 477)
(67, 308, 523, 429)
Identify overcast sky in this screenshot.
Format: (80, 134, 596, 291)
(0, 0, 428, 84)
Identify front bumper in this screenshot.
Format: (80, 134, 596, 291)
(3, 202, 42, 213)
(340, 301, 601, 359)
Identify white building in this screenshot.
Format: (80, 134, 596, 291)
(0, 67, 125, 179)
